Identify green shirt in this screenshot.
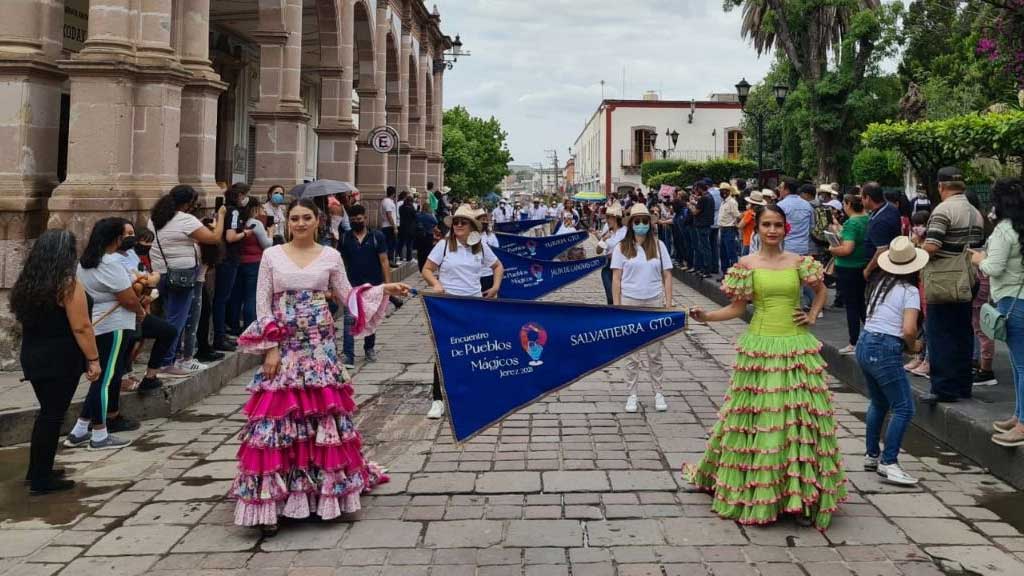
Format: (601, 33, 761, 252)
(835, 214, 869, 268)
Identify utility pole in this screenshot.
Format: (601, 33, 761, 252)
(545, 149, 560, 198)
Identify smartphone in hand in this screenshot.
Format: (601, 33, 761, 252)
(215, 196, 224, 211)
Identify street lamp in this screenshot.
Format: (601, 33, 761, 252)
(434, 34, 471, 73)
(666, 129, 679, 150)
(735, 77, 788, 181)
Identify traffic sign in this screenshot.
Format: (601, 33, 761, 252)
(370, 127, 397, 153)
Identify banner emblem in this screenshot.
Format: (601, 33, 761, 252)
(520, 322, 547, 366)
(496, 231, 587, 261)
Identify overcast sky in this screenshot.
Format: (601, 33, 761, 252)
(433, 0, 774, 167)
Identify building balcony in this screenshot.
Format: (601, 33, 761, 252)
(620, 148, 731, 170)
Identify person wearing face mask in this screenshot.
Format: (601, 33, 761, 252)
(213, 182, 257, 351)
(612, 204, 673, 414)
(595, 203, 626, 305)
(263, 185, 287, 234)
(338, 204, 391, 367)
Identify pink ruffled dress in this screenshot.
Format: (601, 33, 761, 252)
(231, 245, 389, 527)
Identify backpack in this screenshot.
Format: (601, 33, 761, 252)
(811, 205, 834, 244)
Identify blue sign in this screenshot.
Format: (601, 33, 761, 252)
(495, 231, 588, 261)
(494, 248, 605, 300)
(494, 218, 553, 234)
(423, 295, 686, 442)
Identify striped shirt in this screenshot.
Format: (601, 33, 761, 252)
(925, 194, 985, 259)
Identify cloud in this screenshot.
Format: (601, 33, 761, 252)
(436, 0, 774, 165)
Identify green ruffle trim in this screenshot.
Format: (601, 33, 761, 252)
(688, 330, 847, 530)
(798, 256, 825, 286)
(721, 265, 754, 300)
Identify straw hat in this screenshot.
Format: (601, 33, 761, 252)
(746, 190, 767, 206)
(817, 184, 839, 196)
(605, 202, 624, 218)
(761, 188, 777, 199)
(624, 203, 652, 225)
(719, 182, 737, 195)
(878, 236, 929, 275)
(444, 204, 482, 231)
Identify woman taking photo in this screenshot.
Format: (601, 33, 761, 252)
(829, 193, 870, 354)
(13, 230, 100, 493)
(422, 204, 505, 419)
(856, 236, 928, 485)
(232, 198, 409, 535)
(595, 203, 625, 305)
(612, 204, 673, 413)
(688, 205, 846, 529)
(236, 201, 274, 329)
(972, 178, 1024, 446)
(64, 218, 148, 451)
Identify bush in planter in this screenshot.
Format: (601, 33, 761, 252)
(642, 158, 758, 188)
(641, 160, 685, 184)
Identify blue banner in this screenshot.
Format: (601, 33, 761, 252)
(423, 295, 686, 442)
(494, 248, 605, 300)
(494, 218, 552, 234)
(495, 231, 588, 261)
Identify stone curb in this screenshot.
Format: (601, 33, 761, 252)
(0, 261, 420, 446)
(671, 267, 1024, 491)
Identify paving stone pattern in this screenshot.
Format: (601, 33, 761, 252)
(1, 269, 1023, 576)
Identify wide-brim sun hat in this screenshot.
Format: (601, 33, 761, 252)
(605, 202, 624, 218)
(818, 184, 840, 196)
(746, 191, 767, 206)
(761, 188, 777, 199)
(444, 204, 482, 231)
(625, 203, 652, 225)
(878, 236, 929, 275)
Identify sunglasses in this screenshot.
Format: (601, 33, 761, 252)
(632, 218, 651, 225)
(452, 218, 472, 227)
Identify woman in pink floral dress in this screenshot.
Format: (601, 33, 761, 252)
(233, 198, 410, 535)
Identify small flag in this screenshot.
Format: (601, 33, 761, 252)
(495, 231, 588, 261)
(494, 248, 605, 300)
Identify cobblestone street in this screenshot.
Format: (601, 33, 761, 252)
(2, 273, 1024, 576)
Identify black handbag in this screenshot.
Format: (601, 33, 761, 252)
(155, 226, 198, 291)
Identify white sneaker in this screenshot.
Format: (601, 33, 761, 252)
(426, 400, 445, 419)
(654, 393, 668, 412)
(863, 454, 879, 471)
(625, 394, 638, 413)
(176, 358, 207, 372)
(877, 462, 918, 486)
(838, 344, 856, 355)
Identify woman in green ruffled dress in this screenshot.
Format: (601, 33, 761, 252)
(687, 205, 847, 530)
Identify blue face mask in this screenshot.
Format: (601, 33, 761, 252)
(633, 223, 650, 236)
(272, 193, 285, 205)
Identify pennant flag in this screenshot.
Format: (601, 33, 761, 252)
(494, 247, 605, 300)
(494, 218, 553, 234)
(423, 295, 686, 442)
(496, 231, 588, 261)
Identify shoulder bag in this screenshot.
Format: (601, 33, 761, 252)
(921, 207, 978, 304)
(155, 224, 198, 291)
(981, 248, 1024, 342)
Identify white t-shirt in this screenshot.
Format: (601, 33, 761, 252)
(492, 206, 511, 224)
(381, 197, 398, 228)
(864, 282, 921, 338)
(530, 206, 548, 220)
(611, 240, 672, 300)
(428, 239, 498, 297)
(480, 233, 500, 278)
(556, 225, 578, 236)
(77, 254, 135, 335)
(148, 212, 203, 274)
(605, 227, 627, 253)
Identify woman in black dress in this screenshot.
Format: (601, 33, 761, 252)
(12, 230, 101, 493)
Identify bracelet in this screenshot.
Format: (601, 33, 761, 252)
(86, 357, 99, 362)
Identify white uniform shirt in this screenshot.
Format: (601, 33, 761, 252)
(610, 240, 672, 300)
(480, 232, 500, 278)
(428, 239, 498, 297)
(381, 197, 398, 228)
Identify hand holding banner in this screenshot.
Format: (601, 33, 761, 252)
(494, 247, 605, 300)
(423, 295, 686, 442)
(495, 231, 588, 261)
(494, 218, 554, 234)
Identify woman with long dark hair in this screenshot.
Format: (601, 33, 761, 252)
(829, 193, 870, 354)
(972, 178, 1024, 446)
(213, 182, 253, 350)
(688, 205, 846, 529)
(63, 218, 148, 451)
(595, 203, 625, 304)
(231, 198, 410, 535)
(235, 202, 273, 329)
(13, 230, 100, 493)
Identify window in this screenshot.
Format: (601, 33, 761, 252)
(727, 129, 743, 160)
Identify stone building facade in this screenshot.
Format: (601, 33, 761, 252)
(0, 0, 452, 366)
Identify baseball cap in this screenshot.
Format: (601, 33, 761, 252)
(937, 166, 964, 182)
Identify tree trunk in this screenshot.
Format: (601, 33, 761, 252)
(813, 127, 840, 183)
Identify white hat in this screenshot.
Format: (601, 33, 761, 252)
(605, 202, 624, 218)
(624, 203, 651, 225)
(442, 186, 452, 194)
(444, 204, 482, 231)
(762, 188, 777, 199)
(818, 184, 840, 196)
(746, 191, 767, 206)
(878, 236, 930, 275)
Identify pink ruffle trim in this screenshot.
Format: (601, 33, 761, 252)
(243, 384, 357, 421)
(237, 439, 366, 475)
(237, 317, 291, 354)
(348, 284, 389, 337)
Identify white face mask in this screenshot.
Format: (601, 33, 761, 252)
(467, 231, 481, 246)
(239, 195, 250, 207)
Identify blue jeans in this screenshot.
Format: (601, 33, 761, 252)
(720, 227, 739, 272)
(856, 331, 915, 464)
(383, 227, 397, 263)
(684, 227, 696, 267)
(342, 307, 376, 362)
(998, 297, 1024, 420)
(708, 228, 720, 275)
(212, 259, 239, 342)
(926, 300, 974, 399)
(158, 277, 195, 367)
(694, 227, 711, 274)
(238, 262, 260, 328)
(179, 281, 204, 360)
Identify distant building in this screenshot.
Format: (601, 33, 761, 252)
(563, 158, 575, 194)
(572, 92, 744, 197)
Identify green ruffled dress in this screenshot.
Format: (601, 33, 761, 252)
(689, 257, 847, 530)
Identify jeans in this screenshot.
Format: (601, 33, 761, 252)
(695, 227, 711, 274)
(432, 363, 443, 400)
(197, 281, 213, 354)
(158, 277, 196, 367)
(719, 227, 739, 273)
(708, 228, 720, 275)
(926, 300, 974, 399)
(836, 265, 867, 345)
(343, 306, 377, 362)
(684, 227, 696, 267)
(622, 296, 664, 394)
(238, 262, 260, 328)
(80, 330, 126, 425)
(27, 372, 80, 486)
(672, 224, 686, 263)
(998, 297, 1024, 420)
(213, 259, 239, 342)
(179, 281, 204, 359)
(382, 227, 397, 263)
(601, 264, 614, 305)
(856, 331, 915, 464)
(399, 233, 415, 261)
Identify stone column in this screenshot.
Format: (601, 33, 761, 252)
(252, 0, 310, 191)
(356, 0, 390, 222)
(316, 68, 359, 181)
(427, 63, 445, 188)
(178, 0, 227, 198)
(395, 24, 412, 191)
(409, 50, 428, 191)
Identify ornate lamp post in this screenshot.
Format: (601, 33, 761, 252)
(735, 78, 789, 180)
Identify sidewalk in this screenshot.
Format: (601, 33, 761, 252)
(672, 267, 1024, 491)
(0, 261, 422, 447)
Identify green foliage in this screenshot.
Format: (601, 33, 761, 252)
(641, 159, 758, 188)
(442, 106, 513, 203)
(646, 171, 680, 190)
(641, 160, 684, 184)
(851, 148, 904, 186)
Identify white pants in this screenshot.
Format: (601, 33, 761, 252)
(621, 295, 664, 394)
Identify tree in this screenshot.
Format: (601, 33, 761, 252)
(726, 0, 901, 181)
(442, 106, 513, 203)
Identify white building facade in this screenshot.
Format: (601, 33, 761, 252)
(573, 94, 745, 197)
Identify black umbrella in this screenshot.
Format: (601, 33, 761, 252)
(289, 180, 359, 199)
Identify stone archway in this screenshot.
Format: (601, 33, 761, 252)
(353, 0, 383, 197)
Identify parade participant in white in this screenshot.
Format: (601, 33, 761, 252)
(612, 204, 673, 413)
(596, 203, 626, 305)
(422, 204, 505, 419)
(476, 209, 501, 294)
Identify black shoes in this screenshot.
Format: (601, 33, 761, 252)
(29, 477, 75, 495)
(24, 468, 66, 485)
(196, 350, 225, 363)
(138, 377, 163, 392)
(213, 339, 237, 352)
